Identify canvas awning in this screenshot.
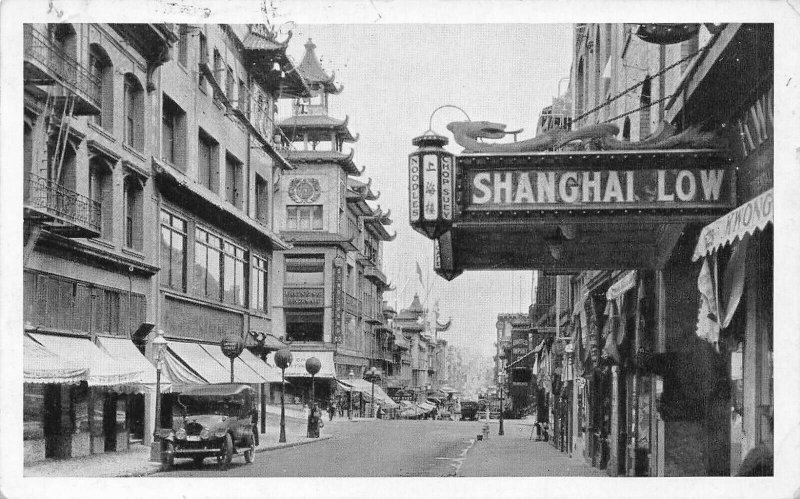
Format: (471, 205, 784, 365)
(199, 343, 268, 384)
(417, 402, 436, 412)
(96, 335, 170, 393)
(265, 350, 336, 378)
(24, 334, 87, 384)
(337, 378, 397, 407)
(29, 333, 145, 388)
(166, 341, 232, 384)
(239, 348, 284, 383)
(692, 188, 773, 261)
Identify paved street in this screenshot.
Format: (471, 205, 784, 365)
(157, 418, 603, 477)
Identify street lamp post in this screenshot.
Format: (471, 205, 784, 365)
(498, 370, 506, 436)
(368, 366, 378, 418)
(348, 369, 355, 420)
(149, 330, 168, 462)
(274, 349, 293, 443)
(221, 332, 244, 383)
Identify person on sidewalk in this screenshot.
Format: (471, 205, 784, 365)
(328, 401, 336, 421)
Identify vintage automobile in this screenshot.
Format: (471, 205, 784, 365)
(160, 383, 259, 470)
(460, 400, 480, 421)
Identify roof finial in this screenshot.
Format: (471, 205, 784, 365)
(305, 38, 316, 51)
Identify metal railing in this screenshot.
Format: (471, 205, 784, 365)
(23, 25, 101, 108)
(25, 171, 101, 231)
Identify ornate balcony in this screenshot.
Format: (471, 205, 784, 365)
(23, 25, 101, 115)
(24, 172, 101, 238)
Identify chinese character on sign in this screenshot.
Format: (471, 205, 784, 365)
(425, 201, 436, 215)
(425, 181, 436, 195)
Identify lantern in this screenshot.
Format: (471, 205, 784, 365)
(220, 332, 245, 359)
(408, 132, 455, 240)
(274, 348, 293, 370)
(305, 357, 321, 376)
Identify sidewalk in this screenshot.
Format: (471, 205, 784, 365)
(24, 416, 331, 478)
(457, 421, 607, 477)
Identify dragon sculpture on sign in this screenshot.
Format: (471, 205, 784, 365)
(446, 120, 723, 153)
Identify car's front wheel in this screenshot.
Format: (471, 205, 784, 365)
(218, 434, 233, 471)
(162, 441, 175, 471)
(244, 428, 256, 464)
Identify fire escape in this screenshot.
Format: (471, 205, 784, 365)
(23, 24, 103, 264)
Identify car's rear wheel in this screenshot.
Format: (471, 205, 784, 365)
(218, 434, 233, 471)
(244, 428, 256, 464)
(162, 441, 175, 471)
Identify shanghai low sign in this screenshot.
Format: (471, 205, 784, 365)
(461, 151, 734, 212)
(470, 169, 727, 207)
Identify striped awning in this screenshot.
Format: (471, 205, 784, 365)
(29, 333, 145, 388)
(24, 334, 87, 384)
(97, 335, 170, 393)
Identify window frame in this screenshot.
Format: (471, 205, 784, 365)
(286, 205, 323, 231)
(160, 210, 187, 291)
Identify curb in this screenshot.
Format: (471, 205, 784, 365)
(255, 434, 333, 453)
(123, 435, 332, 477)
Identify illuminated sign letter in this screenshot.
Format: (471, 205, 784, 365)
(473, 172, 492, 204)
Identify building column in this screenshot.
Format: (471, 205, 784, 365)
(143, 389, 155, 446)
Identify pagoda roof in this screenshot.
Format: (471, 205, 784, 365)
(347, 177, 380, 201)
(407, 294, 424, 314)
(277, 114, 358, 142)
(296, 39, 342, 95)
(282, 149, 360, 175)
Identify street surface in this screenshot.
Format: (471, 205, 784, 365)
(157, 418, 604, 477)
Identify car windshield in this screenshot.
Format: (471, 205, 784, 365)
(176, 395, 242, 416)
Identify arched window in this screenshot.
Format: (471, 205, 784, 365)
(88, 157, 114, 239)
(622, 117, 631, 141)
(123, 73, 144, 151)
(47, 23, 77, 83)
(88, 44, 114, 131)
(639, 76, 652, 139)
(576, 58, 585, 121)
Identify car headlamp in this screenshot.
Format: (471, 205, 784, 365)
(214, 428, 227, 438)
(200, 428, 210, 440)
(175, 428, 187, 440)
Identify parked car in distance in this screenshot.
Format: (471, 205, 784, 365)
(159, 383, 259, 471)
(460, 400, 480, 421)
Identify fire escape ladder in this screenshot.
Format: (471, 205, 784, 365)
(51, 94, 75, 184)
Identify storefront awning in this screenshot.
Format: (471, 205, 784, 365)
(692, 188, 773, 261)
(29, 333, 145, 388)
(606, 270, 638, 302)
(265, 350, 336, 378)
(167, 341, 232, 384)
(96, 335, 170, 393)
(337, 378, 397, 407)
(239, 348, 284, 383)
(24, 334, 87, 384)
(199, 343, 268, 384)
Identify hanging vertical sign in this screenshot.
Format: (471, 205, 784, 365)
(333, 257, 344, 344)
(408, 133, 455, 239)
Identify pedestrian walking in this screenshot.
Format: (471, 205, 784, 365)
(328, 401, 336, 421)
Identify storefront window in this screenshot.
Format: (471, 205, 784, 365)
(285, 309, 324, 342)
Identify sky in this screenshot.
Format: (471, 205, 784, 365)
(279, 23, 574, 356)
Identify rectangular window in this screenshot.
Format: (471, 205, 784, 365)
(162, 94, 186, 169)
(198, 130, 218, 192)
(178, 24, 188, 67)
(237, 78, 248, 114)
(160, 211, 187, 291)
(255, 174, 269, 224)
(226, 65, 235, 102)
(285, 255, 325, 287)
(223, 241, 246, 306)
(251, 255, 269, 313)
(194, 226, 246, 307)
(124, 80, 136, 148)
(194, 226, 222, 300)
(89, 162, 113, 240)
(124, 176, 143, 250)
(198, 31, 208, 91)
(286, 205, 323, 231)
(225, 153, 243, 209)
(285, 309, 324, 342)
